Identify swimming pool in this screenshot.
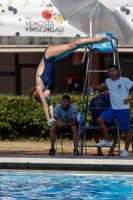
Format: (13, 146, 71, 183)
(0, 171, 133, 199)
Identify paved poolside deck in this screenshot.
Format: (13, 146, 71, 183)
(0, 150, 133, 172)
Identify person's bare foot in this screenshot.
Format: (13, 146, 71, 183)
(98, 151, 103, 155)
(94, 34, 110, 43)
(97, 147, 103, 156)
(108, 148, 114, 156)
(47, 119, 56, 126)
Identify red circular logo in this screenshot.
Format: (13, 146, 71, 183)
(42, 10, 52, 20)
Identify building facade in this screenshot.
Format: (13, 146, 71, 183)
(0, 0, 133, 95)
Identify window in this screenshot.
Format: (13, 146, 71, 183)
(66, 76, 84, 94)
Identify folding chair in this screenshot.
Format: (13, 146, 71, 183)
(79, 120, 121, 156)
(55, 131, 72, 155)
(55, 120, 84, 155)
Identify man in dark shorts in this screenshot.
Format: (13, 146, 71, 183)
(49, 95, 78, 155)
(89, 89, 111, 155)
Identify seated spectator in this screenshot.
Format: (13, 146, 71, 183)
(89, 88, 121, 156)
(49, 95, 79, 156)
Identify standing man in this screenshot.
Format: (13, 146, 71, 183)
(49, 95, 78, 155)
(92, 64, 133, 157)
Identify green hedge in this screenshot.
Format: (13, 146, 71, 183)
(0, 94, 89, 140)
(0, 94, 133, 140)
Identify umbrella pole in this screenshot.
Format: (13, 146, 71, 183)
(82, 47, 87, 63)
(113, 52, 116, 65)
(90, 2, 99, 37)
(82, 2, 100, 63)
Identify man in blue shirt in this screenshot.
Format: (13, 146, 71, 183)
(89, 89, 121, 156)
(49, 95, 78, 155)
(89, 90, 111, 155)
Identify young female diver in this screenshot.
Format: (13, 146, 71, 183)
(29, 34, 109, 126)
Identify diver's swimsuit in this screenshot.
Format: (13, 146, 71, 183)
(36, 48, 56, 105)
(36, 48, 57, 87)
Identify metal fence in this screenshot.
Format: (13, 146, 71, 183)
(0, 36, 76, 46)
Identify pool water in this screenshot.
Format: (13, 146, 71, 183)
(0, 172, 133, 199)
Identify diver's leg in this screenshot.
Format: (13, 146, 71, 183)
(46, 34, 109, 59)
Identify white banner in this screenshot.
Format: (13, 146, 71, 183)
(0, 0, 133, 37)
(0, 4, 87, 37)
